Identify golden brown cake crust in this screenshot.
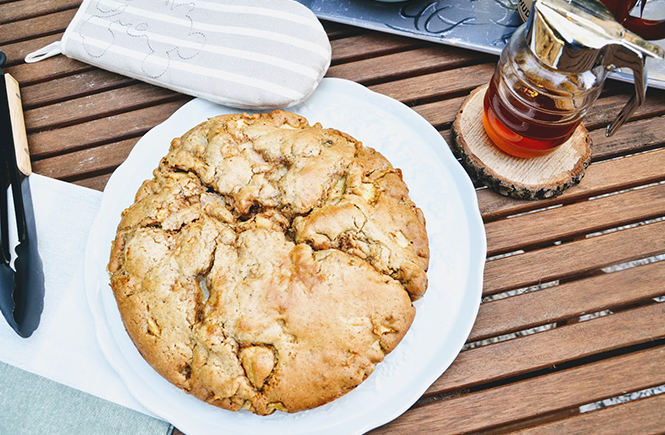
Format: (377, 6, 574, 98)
(108, 110, 429, 415)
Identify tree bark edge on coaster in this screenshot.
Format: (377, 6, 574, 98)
(451, 84, 592, 200)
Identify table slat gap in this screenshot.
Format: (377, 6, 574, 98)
(483, 218, 665, 296)
(26, 93, 185, 135)
(463, 322, 558, 351)
(469, 260, 665, 342)
(410, 95, 468, 130)
(480, 279, 559, 303)
(72, 172, 112, 192)
(21, 69, 136, 110)
(486, 223, 665, 266)
(322, 20, 367, 40)
(26, 99, 189, 159)
(24, 84, 184, 134)
(0, 29, 66, 49)
(32, 137, 139, 181)
(506, 392, 665, 435)
(369, 63, 496, 105)
(591, 144, 665, 166)
(423, 304, 665, 398)
(330, 33, 424, 66)
(5, 58, 93, 87)
(588, 116, 665, 162)
(469, 295, 664, 352)
(484, 183, 665, 257)
(583, 89, 665, 131)
(438, 114, 665, 183)
(2, 32, 64, 68)
(457, 337, 665, 399)
(584, 215, 665, 241)
(472, 408, 581, 435)
(370, 345, 665, 435)
(64, 166, 121, 185)
(0, 8, 75, 46)
(479, 148, 665, 222)
(602, 296, 665, 320)
(327, 45, 491, 86)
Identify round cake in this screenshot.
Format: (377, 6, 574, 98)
(108, 110, 429, 415)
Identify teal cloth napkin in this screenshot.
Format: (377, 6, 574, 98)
(0, 362, 172, 435)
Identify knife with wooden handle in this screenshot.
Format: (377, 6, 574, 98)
(0, 51, 44, 338)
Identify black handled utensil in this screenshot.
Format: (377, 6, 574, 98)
(0, 51, 44, 337)
(0, 128, 18, 333)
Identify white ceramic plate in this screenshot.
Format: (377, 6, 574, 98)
(84, 78, 487, 435)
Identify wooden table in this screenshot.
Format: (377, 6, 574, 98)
(3, 1, 665, 434)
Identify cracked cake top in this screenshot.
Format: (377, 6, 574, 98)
(108, 110, 429, 415)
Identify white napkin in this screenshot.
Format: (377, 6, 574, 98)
(0, 174, 156, 418)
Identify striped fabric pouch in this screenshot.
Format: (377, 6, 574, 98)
(26, 0, 331, 109)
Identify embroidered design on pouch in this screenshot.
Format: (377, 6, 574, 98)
(79, 0, 206, 78)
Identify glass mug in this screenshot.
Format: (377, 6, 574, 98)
(487, 0, 664, 158)
(482, 26, 609, 158)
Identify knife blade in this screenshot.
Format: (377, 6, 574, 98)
(0, 51, 44, 337)
(7, 169, 44, 338)
(0, 134, 18, 334)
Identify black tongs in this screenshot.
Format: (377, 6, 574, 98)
(0, 51, 44, 337)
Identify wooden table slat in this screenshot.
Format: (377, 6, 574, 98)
(582, 90, 665, 130)
(73, 172, 113, 191)
(483, 219, 665, 295)
(5, 55, 92, 86)
(588, 114, 665, 162)
(426, 302, 665, 396)
(1, 32, 63, 67)
(21, 69, 134, 110)
(478, 147, 665, 221)
(370, 345, 665, 435)
(410, 95, 467, 130)
(0, 0, 80, 25)
(27, 99, 189, 158)
(469, 259, 665, 342)
(31, 137, 139, 181)
(508, 393, 665, 435)
(485, 182, 665, 256)
(25, 82, 180, 132)
(330, 32, 422, 65)
(369, 63, 496, 104)
(0, 8, 75, 45)
(327, 45, 489, 85)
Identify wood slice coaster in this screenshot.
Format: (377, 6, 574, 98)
(451, 84, 592, 200)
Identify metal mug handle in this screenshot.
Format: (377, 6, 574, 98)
(604, 44, 647, 137)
